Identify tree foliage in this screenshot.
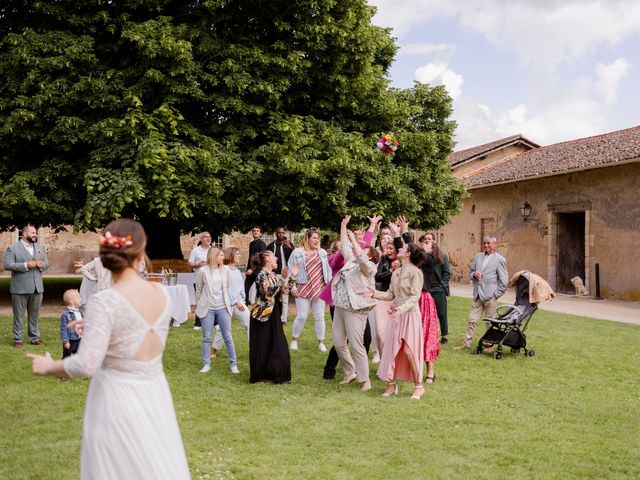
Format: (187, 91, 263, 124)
(0, 0, 465, 237)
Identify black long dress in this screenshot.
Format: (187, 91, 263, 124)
(249, 272, 292, 383)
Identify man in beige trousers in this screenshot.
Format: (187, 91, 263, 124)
(455, 237, 508, 349)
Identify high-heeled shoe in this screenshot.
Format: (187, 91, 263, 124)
(382, 383, 398, 397)
(339, 373, 357, 384)
(411, 384, 425, 400)
(361, 380, 372, 392)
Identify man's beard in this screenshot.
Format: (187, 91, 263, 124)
(27, 236, 37, 243)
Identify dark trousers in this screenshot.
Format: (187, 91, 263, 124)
(323, 306, 371, 379)
(62, 339, 81, 358)
(193, 282, 201, 327)
(431, 289, 448, 337)
(244, 274, 256, 302)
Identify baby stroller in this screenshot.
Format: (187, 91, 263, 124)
(474, 271, 554, 360)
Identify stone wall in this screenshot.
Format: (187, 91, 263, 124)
(439, 162, 640, 300)
(1, 227, 264, 274)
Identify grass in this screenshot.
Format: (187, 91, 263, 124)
(1, 296, 638, 479)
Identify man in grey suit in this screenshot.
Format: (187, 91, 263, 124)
(3, 225, 49, 348)
(455, 236, 508, 349)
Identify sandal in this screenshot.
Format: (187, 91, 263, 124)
(411, 384, 425, 400)
(382, 383, 398, 397)
(425, 374, 436, 384)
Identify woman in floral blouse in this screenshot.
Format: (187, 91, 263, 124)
(249, 251, 298, 383)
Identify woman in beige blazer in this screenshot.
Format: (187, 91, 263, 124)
(195, 247, 237, 374)
(330, 216, 379, 392)
(370, 241, 427, 400)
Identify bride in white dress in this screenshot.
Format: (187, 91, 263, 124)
(28, 219, 190, 480)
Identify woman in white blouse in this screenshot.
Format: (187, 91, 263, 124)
(195, 246, 238, 374)
(211, 247, 250, 358)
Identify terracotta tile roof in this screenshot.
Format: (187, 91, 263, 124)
(464, 125, 640, 188)
(448, 134, 539, 167)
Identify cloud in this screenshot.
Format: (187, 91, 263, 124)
(398, 43, 455, 57)
(414, 62, 464, 99)
(369, 0, 640, 70)
(596, 58, 630, 104)
(452, 60, 631, 148)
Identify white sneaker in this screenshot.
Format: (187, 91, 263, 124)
(372, 352, 381, 364)
(199, 364, 211, 373)
(193, 326, 202, 331)
(290, 340, 298, 350)
(318, 343, 327, 353)
(230, 365, 240, 374)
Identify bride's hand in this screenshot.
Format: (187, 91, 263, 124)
(27, 351, 54, 376)
(363, 287, 375, 298)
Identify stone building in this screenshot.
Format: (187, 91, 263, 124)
(439, 125, 640, 300)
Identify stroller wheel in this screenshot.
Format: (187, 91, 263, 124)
(525, 349, 536, 357)
(494, 351, 503, 360)
(511, 348, 520, 354)
(473, 346, 482, 355)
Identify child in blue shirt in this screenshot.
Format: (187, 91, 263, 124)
(60, 289, 83, 358)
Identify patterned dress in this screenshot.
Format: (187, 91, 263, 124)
(249, 270, 295, 383)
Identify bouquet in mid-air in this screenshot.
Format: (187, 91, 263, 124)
(376, 133, 399, 155)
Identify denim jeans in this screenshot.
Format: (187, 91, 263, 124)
(201, 308, 236, 366)
(213, 303, 249, 350)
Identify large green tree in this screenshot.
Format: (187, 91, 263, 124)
(0, 0, 465, 257)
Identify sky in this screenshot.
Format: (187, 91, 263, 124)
(368, 0, 640, 150)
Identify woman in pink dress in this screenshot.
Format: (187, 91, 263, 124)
(370, 241, 427, 400)
(418, 238, 440, 384)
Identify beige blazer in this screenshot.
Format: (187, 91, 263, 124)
(373, 262, 423, 313)
(195, 265, 232, 318)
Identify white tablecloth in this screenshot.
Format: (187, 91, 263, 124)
(176, 272, 197, 305)
(164, 284, 191, 325)
(80, 278, 191, 324)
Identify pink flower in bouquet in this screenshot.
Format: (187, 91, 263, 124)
(376, 133, 399, 155)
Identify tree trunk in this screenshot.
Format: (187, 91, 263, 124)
(139, 216, 184, 259)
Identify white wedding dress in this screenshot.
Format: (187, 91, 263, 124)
(64, 287, 190, 480)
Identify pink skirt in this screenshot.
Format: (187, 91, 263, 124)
(376, 309, 424, 383)
(419, 291, 440, 363)
(374, 300, 393, 357)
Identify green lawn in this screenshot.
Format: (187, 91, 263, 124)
(1, 297, 638, 479)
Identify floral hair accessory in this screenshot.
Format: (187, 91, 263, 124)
(101, 231, 133, 249)
(376, 133, 399, 155)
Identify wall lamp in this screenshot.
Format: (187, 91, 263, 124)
(520, 201, 532, 221)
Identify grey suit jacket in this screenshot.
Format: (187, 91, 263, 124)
(469, 252, 508, 301)
(3, 241, 49, 294)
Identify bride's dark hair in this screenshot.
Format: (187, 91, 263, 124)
(99, 219, 147, 274)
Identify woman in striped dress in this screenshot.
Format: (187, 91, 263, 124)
(287, 230, 332, 352)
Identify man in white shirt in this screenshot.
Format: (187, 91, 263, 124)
(188, 232, 212, 330)
(3, 225, 49, 348)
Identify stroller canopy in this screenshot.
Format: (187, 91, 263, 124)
(508, 270, 555, 305)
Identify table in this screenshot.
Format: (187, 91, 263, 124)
(80, 277, 192, 325)
(176, 272, 197, 305)
(164, 284, 191, 325)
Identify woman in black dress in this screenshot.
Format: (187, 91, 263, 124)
(249, 251, 298, 383)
